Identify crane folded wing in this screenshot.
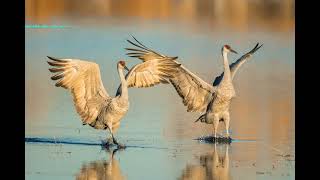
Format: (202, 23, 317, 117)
(47, 56, 111, 125)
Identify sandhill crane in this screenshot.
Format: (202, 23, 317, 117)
(76, 148, 124, 180)
(125, 37, 262, 139)
(180, 144, 230, 180)
(47, 53, 180, 148)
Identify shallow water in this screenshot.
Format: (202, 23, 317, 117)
(25, 15, 294, 179)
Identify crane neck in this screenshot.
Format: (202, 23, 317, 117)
(222, 51, 231, 81)
(117, 66, 128, 100)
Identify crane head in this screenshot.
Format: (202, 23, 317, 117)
(223, 45, 238, 54)
(118, 60, 129, 71)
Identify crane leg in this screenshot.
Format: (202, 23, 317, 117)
(111, 133, 118, 145)
(110, 123, 126, 149)
(106, 122, 117, 144)
(213, 115, 219, 140)
(104, 127, 114, 146)
(224, 112, 230, 138)
(108, 126, 126, 149)
(103, 122, 116, 146)
(106, 128, 124, 148)
(107, 127, 119, 145)
(112, 135, 126, 149)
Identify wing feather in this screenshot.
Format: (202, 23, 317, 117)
(170, 65, 216, 113)
(124, 36, 215, 113)
(122, 59, 180, 89)
(115, 37, 181, 95)
(47, 56, 111, 124)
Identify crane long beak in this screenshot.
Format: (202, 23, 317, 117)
(230, 48, 238, 54)
(124, 65, 129, 71)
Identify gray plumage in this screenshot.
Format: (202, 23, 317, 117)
(125, 38, 262, 138)
(47, 53, 180, 147)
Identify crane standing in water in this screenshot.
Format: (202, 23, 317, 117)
(47, 53, 180, 148)
(126, 37, 262, 139)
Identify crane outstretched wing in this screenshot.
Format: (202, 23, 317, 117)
(213, 43, 263, 86)
(115, 57, 181, 95)
(115, 37, 181, 95)
(125, 59, 181, 88)
(170, 65, 216, 113)
(125, 36, 216, 113)
(47, 56, 111, 125)
(126, 36, 178, 62)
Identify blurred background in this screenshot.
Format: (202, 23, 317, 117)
(26, 0, 294, 32)
(25, 0, 294, 179)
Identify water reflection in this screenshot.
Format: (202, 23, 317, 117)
(180, 143, 230, 180)
(25, 0, 294, 179)
(76, 148, 125, 180)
